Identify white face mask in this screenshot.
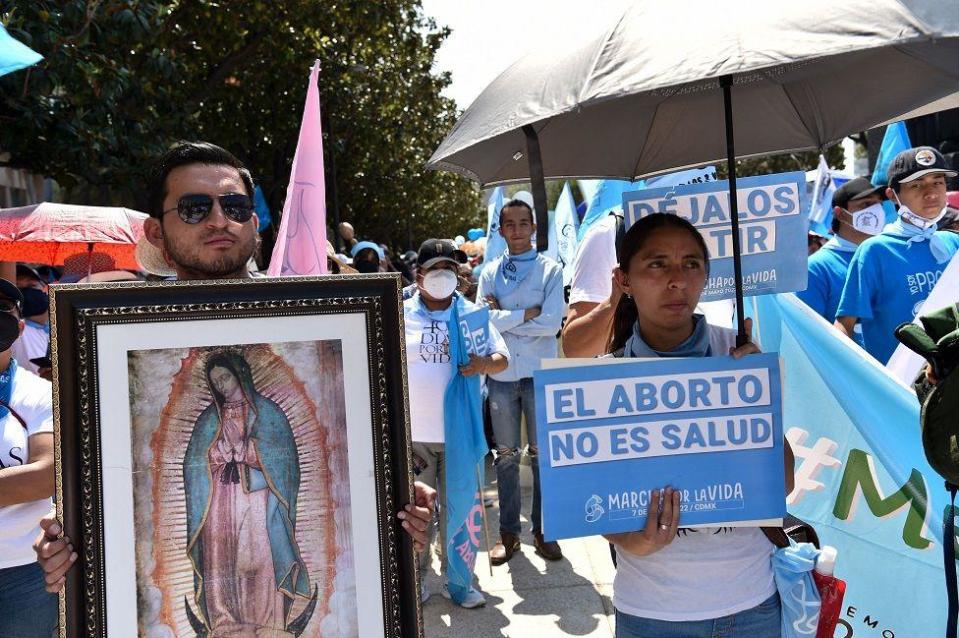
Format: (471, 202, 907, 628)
(893, 194, 947, 230)
(422, 268, 458, 300)
(844, 202, 885, 236)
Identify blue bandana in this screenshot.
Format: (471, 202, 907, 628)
(500, 248, 537, 290)
(823, 236, 858, 253)
(24, 319, 49, 334)
(883, 216, 952, 264)
(624, 314, 711, 358)
(0, 359, 17, 420)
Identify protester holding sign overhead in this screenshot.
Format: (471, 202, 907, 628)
(477, 198, 565, 565)
(601, 213, 794, 637)
(797, 177, 884, 331)
(836, 147, 959, 364)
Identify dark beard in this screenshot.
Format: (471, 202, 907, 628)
(164, 233, 257, 279)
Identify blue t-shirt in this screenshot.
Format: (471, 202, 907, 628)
(836, 231, 959, 363)
(797, 243, 855, 323)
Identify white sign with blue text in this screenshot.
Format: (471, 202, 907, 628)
(622, 172, 808, 302)
(534, 354, 786, 540)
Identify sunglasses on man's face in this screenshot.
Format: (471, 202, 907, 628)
(162, 193, 255, 225)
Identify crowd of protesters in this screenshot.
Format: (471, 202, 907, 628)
(2, 140, 958, 637)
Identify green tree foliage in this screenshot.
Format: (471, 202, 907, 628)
(718, 145, 847, 179)
(0, 1, 481, 252)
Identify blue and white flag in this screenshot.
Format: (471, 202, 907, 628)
(645, 166, 716, 189)
(577, 179, 641, 240)
(443, 303, 491, 603)
(807, 155, 836, 237)
(484, 187, 507, 268)
(872, 121, 912, 187)
(544, 182, 580, 285)
(749, 292, 954, 638)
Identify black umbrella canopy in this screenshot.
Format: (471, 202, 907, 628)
(429, 0, 959, 185)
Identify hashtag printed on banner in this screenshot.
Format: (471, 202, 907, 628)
(786, 427, 842, 506)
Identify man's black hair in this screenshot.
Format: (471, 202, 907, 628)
(500, 198, 534, 223)
(146, 141, 254, 218)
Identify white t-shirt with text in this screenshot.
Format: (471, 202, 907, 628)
(404, 294, 508, 443)
(0, 366, 54, 568)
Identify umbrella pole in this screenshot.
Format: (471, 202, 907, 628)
(523, 125, 550, 253)
(720, 75, 748, 347)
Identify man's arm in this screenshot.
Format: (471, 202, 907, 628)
(834, 316, 859, 340)
(562, 268, 623, 357)
(508, 265, 566, 337)
(0, 432, 53, 506)
(476, 267, 527, 332)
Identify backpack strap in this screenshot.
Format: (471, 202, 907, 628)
(0, 402, 27, 430)
(762, 515, 821, 549)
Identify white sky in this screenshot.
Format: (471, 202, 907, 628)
(421, 0, 632, 109)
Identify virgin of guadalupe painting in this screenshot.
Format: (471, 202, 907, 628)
(128, 341, 357, 638)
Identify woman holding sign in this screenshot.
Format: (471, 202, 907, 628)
(603, 213, 794, 638)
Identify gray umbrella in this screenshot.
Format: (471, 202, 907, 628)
(428, 0, 959, 342)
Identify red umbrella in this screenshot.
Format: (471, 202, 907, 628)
(0, 202, 147, 271)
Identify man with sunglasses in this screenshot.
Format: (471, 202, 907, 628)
(32, 141, 436, 591)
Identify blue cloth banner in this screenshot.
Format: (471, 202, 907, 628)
(871, 121, 912, 187)
(534, 353, 786, 540)
(577, 179, 641, 240)
(807, 156, 837, 237)
(443, 303, 491, 603)
(484, 187, 507, 269)
(0, 25, 42, 78)
(623, 171, 809, 302)
(748, 292, 954, 638)
(543, 182, 580, 285)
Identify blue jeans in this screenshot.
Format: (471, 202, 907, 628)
(0, 561, 58, 638)
(488, 378, 541, 535)
(615, 593, 781, 638)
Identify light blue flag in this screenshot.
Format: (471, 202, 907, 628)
(253, 185, 272, 231)
(748, 292, 955, 638)
(484, 187, 507, 269)
(577, 179, 601, 209)
(544, 182, 580, 285)
(871, 121, 912, 187)
(577, 179, 642, 241)
(0, 26, 42, 78)
(443, 302, 491, 604)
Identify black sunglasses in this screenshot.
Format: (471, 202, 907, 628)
(162, 193, 255, 225)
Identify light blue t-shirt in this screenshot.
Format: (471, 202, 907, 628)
(836, 230, 959, 363)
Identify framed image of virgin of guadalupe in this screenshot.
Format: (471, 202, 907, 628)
(50, 275, 421, 638)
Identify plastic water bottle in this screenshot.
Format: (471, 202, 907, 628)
(813, 546, 846, 638)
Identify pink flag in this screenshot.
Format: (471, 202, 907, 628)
(268, 60, 328, 275)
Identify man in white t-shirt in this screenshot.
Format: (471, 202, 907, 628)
(562, 214, 623, 357)
(404, 238, 509, 608)
(0, 278, 57, 637)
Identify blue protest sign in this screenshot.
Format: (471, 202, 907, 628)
(534, 353, 786, 540)
(623, 172, 809, 302)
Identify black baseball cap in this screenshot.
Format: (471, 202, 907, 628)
(0, 278, 23, 306)
(887, 146, 957, 190)
(832, 177, 885, 209)
(417, 239, 468, 268)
